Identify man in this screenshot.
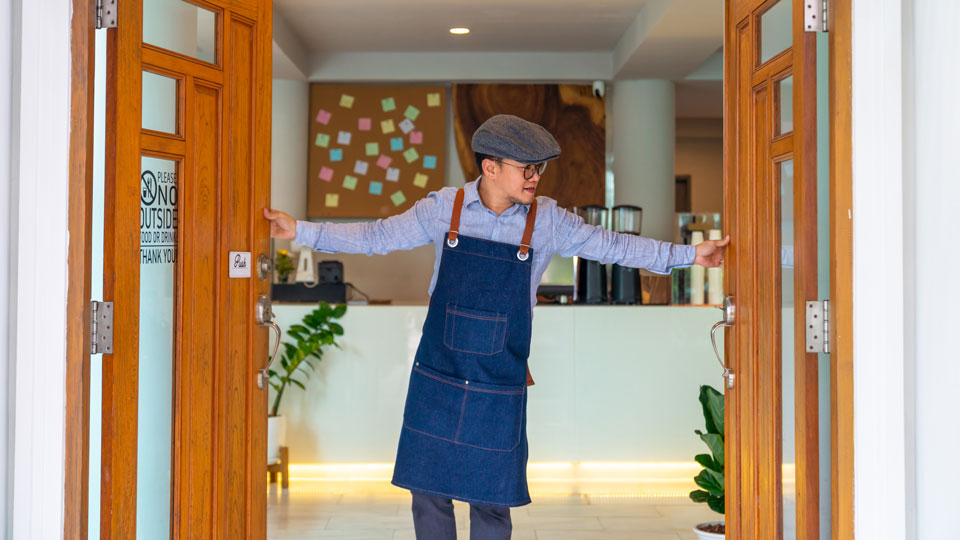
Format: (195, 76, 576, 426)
(263, 114, 729, 540)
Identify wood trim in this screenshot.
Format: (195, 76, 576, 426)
(791, 0, 821, 535)
(829, 0, 854, 537)
(102, 0, 144, 536)
(64, 0, 96, 538)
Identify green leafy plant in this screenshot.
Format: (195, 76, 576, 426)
(690, 385, 725, 515)
(269, 302, 346, 417)
(275, 249, 295, 283)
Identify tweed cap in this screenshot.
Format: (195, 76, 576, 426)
(471, 114, 561, 164)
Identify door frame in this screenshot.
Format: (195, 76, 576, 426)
(60, 3, 857, 540)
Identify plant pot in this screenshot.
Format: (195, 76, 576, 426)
(693, 522, 725, 539)
(267, 415, 286, 465)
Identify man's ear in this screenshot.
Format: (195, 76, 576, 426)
(482, 158, 498, 179)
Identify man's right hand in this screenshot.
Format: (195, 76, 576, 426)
(263, 208, 296, 239)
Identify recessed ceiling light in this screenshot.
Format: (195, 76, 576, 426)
(449, 27, 470, 35)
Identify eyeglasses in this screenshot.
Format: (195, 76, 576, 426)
(497, 159, 547, 180)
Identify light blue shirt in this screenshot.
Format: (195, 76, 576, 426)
(295, 178, 696, 306)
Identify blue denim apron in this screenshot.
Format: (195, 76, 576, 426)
(392, 188, 538, 508)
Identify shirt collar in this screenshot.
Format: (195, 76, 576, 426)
(464, 177, 530, 216)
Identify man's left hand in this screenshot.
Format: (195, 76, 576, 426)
(694, 235, 731, 268)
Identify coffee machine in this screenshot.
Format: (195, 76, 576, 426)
(610, 205, 643, 304)
(574, 205, 608, 304)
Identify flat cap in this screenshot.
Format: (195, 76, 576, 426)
(471, 114, 561, 164)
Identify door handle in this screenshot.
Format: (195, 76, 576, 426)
(711, 295, 735, 389)
(256, 294, 282, 389)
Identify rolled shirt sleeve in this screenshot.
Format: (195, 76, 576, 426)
(552, 206, 696, 274)
(294, 191, 440, 255)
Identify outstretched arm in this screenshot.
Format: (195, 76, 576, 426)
(263, 192, 438, 255)
(553, 207, 728, 273)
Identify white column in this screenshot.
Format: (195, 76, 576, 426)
(611, 79, 675, 241)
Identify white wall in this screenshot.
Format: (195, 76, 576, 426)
(7, 0, 73, 537)
(271, 79, 310, 220)
(906, 0, 960, 537)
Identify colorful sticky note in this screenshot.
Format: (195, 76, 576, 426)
(380, 119, 395, 134)
(381, 97, 396, 112)
(376, 155, 392, 169)
(369, 181, 383, 195)
(385, 168, 400, 182)
(325, 193, 339, 207)
(365, 142, 380, 156)
(398, 118, 415, 134)
(315, 109, 331, 124)
(339, 94, 355, 108)
(318, 166, 334, 181)
(423, 155, 437, 169)
(337, 131, 352, 145)
(343, 175, 358, 190)
(329, 148, 343, 162)
(390, 190, 407, 206)
(409, 131, 423, 144)
(413, 173, 429, 188)
(314, 133, 330, 148)
(427, 92, 441, 107)
(358, 118, 372, 131)
(390, 137, 404, 151)
(404, 105, 420, 121)
(403, 147, 419, 163)
(354, 160, 369, 175)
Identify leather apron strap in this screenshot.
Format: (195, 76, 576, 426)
(446, 187, 539, 386)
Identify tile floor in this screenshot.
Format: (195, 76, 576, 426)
(267, 482, 721, 540)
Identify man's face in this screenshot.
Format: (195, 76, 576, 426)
(483, 158, 541, 205)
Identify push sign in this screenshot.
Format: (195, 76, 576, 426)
(228, 251, 252, 278)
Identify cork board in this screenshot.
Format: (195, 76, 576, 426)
(308, 84, 446, 218)
(453, 84, 605, 210)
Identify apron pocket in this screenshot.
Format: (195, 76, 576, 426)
(457, 383, 525, 452)
(403, 364, 466, 442)
(443, 303, 508, 356)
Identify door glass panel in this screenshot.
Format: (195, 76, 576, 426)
(137, 156, 178, 539)
(142, 70, 178, 134)
(779, 158, 797, 540)
(776, 75, 794, 135)
(760, 0, 793, 64)
(143, 0, 217, 64)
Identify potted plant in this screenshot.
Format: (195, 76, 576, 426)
(267, 302, 347, 466)
(690, 384, 725, 539)
(275, 249, 295, 283)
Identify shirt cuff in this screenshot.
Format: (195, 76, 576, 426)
(294, 220, 319, 248)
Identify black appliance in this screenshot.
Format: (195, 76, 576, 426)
(574, 205, 608, 304)
(610, 205, 643, 304)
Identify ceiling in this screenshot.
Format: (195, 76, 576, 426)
(272, 0, 724, 117)
(274, 0, 650, 52)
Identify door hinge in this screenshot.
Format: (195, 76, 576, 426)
(804, 0, 828, 32)
(805, 300, 830, 354)
(90, 301, 114, 354)
(96, 0, 118, 29)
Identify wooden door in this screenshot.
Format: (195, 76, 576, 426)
(723, 0, 820, 538)
(101, 0, 272, 538)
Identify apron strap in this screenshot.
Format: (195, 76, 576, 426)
(518, 199, 538, 259)
(446, 188, 465, 247)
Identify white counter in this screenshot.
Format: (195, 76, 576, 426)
(271, 304, 726, 466)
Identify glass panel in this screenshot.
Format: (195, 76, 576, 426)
(777, 75, 794, 135)
(779, 158, 797, 540)
(137, 156, 178, 539)
(142, 71, 178, 134)
(760, 0, 793, 64)
(143, 0, 217, 63)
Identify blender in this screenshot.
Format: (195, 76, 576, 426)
(574, 205, 609, 304)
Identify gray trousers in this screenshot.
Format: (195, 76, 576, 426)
(411, 492, 512, 540)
